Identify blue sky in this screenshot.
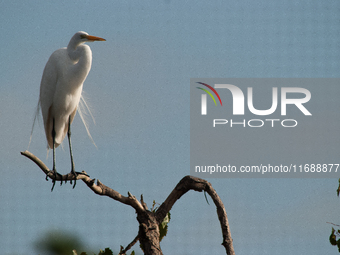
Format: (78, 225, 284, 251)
(1, 1, 340, 254)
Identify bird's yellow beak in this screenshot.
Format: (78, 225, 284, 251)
(85, 35, 106, 41)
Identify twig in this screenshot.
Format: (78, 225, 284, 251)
(327, 222, 340, 227)
(119, 235, 139, 255)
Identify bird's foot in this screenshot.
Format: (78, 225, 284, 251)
(50, 169, 62, 192)
(69, 168, 77, 189)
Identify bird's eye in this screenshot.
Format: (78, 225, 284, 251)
(80, 34, 87, 39)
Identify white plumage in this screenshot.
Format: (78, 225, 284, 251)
(38, 31, 105, 189)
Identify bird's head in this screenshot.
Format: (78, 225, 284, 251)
(67, 31, 105, 58)
(76, 31, 106, 42)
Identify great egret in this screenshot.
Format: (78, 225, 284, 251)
(39, 31, 105, 190)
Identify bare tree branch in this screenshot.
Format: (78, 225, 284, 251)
(20, 150, 144, 212)
(21, 150, 235, 255)
(155, 176, 235, 255)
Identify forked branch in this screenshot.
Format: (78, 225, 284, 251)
(155, 176, 235, 255)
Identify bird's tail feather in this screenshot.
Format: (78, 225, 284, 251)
(78, 94, 97, 148)
(27, 102, 41, 150)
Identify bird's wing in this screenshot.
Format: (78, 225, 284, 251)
(39, 51, 59, 122)
(39, 50, 61, 148)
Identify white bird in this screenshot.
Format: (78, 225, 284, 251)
(39, 31, 105, 190)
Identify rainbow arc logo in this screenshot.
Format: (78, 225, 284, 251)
(196, 82, 222, 115)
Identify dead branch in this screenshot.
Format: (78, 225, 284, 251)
(20, 150, 144, 212)
(155, 176, 235, 255)
(21, 150, 235, 255)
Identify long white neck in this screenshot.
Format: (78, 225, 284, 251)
(67, 41, 92, 85)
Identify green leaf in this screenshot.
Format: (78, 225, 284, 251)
(130, 251, 135, 255)
(159, 212, 171, 242)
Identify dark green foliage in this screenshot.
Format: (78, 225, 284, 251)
(76, 247, 136, 255)
(329, 227, 340, 252)
(34, 231, 130, 255)
(98, 248, 113, 255)
(330, 179, 340, 252)
(330, 228, 337, 245)
(34, 230, 84, 255)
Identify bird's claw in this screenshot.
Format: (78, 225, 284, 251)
(70, 168, 77, 189)
(50, 169, 62, 192)
(47, 168, 80, 190)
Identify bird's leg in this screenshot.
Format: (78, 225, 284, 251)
(51, 118, 59, 191)
(50, 118, 63, 191)
(68, 116, 77, 188)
